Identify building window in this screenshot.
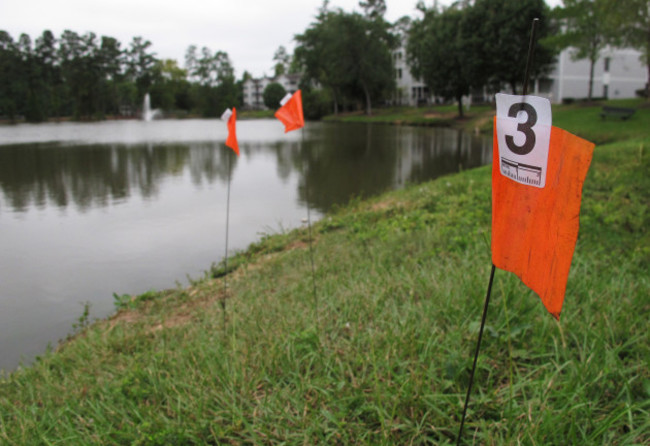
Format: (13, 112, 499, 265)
(396, 68, 402, 79)
(604, 57, 610, 72)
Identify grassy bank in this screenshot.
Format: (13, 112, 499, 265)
(1, 103, 648, 444)
(323, 104, 494, 134)
(324, 98, 650, 141)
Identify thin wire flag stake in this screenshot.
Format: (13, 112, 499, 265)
(456, 18, 539, 446)
(301, 127, 318, 314)
(222, 151, 232, 319)
(274, 90, 317, 313)
(220, 107, 240, 326)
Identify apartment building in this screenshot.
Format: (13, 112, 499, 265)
(392, 37, 431, 106)
(392, 37, 646, 104)
(242, 73, 301, 110)
(547, 47, 646, 102)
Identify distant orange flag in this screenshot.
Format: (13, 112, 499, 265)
(274, 90, 304, 133)
(492, 94, 594, 319)
(221, 108, 239, 155)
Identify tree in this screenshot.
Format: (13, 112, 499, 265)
(466, 0, 556, 94)
(343, 12, 396, 115)
(408, 5, 475, 117)
(0, 31, 22, 119)
(97, 36, 124, 116)
(190, 47, 234, 87)
(607, 0, 650, 98)
(545, 0, 611, 100)
(58, 30, 103, 118)
(185, 46, 239, 116)
(263, 82, 287, 109)
(125, 36, 158, 100)
(294, 9, 347, 114)
(0, 28, 247, 120)
(359, 0, 386, 19)
(272, 46, 291, 77)
(97, 36, 122, 81)
(241, 70, 253, 83)
(158, 59, 187, 82)
(294, 7, 396, 115)
(184, 45, 198, 82)
(17, 33, 47, 121)
(35, 30, 63, 118)
(150, 59, 190, 111)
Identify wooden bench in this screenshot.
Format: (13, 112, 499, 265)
(600, 106, 636, 120)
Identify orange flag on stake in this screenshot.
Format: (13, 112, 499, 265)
(274, 90, 304, 133)
(221, 107, 239, 156)
(492, 94, 594, 319)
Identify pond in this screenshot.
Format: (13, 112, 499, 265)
(0, 119, 492, 371)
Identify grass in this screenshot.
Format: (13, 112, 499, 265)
(323, 104, 494, 133)
(325, 98, 650, 143)
(0, 102, 648, 444)
(551, 99, 650, 145)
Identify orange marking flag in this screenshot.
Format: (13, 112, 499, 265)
(275, 90, 304, 133)
(492, 94, 595, 319)
(221, 108, 239, 156)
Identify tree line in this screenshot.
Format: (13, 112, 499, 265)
(1, 0, 647, 122)
(0, 30, 241, 121)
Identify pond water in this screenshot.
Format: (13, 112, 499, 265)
(0, 119, 492, 372)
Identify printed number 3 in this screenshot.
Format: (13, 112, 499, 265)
(505, 102, 537, 155)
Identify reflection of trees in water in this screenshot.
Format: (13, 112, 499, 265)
(296, 123, 492, 213)
(187, 142, 234, 187)
(236, 141, 301, 185)
(296, 123, 398, 213)
(395, 127, 493, 186)
(270, 141, 300, 183)
(0, 142, 238, 212)
(0, 125, 491, 214)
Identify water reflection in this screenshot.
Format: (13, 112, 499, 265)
(0, 124, 491, 215)
(297, 123, 492, 211)
(0, 143, 236, 212)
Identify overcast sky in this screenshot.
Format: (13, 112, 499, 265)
(1, 0, 562, 79)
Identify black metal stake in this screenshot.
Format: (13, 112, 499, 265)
(522, 18, 539, 97)
(302, 128, 318, 315)
(456, 264, 495, 445)
(222, 150, 232, 326)
(456, 18, 539, 445)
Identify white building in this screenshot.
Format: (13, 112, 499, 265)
(242, 73, 301, 110)
(392, 38, 431, 106)
(547, 47, 646, 103)
(392, 34, 646, 105)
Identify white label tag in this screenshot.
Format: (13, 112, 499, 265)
(496, 93, 551, 188)
(220, 108, 232, 122)
(279, 93, 292, 106)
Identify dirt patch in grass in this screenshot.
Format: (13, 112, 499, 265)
(423, 113, 444, 119)
(370, 197, 407, 212)
(286, 239, 309, 251)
